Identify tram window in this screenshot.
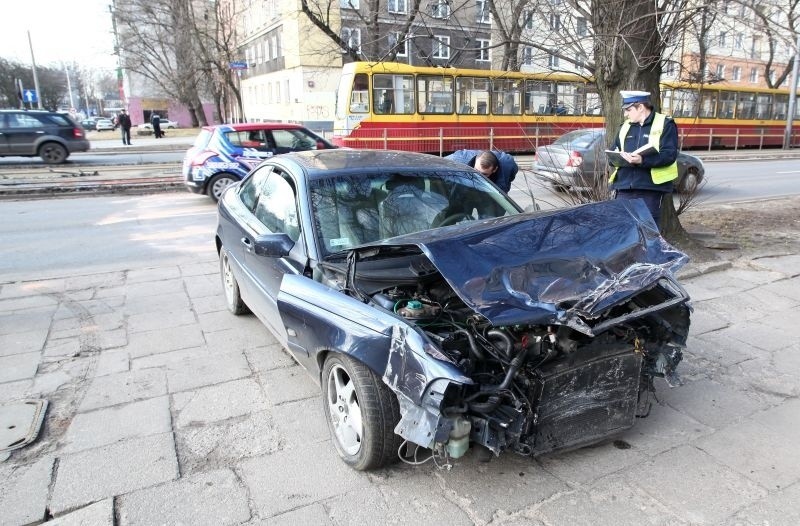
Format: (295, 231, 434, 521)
(755, 93, 772, 120)
(555, 82, 579, 115)
(719, 91, 736, 118)
(774, 94, 788, 119)
(492, 79, 522, 115)
(583, 87, 602, 115)
(699, 91, 718, 118)
(373, 73, 415, 115)
(672, 89, 698, 117)
(418, 75, 454, 114)
(349, 73, 369, 113)
(525, 81, 554, 114)
(737, 93, 756, 119)
(456, 77, 490, 115)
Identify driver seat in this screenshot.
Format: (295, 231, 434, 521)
(378, 177, 447, 238)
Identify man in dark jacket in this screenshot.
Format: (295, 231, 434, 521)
(608, 90, 679, 229)
(117, 109, 132, 146)
(151, 113, 163, 138)
(445, 149, 518, 193)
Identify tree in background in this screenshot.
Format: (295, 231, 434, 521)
(112, 0, 209, 126)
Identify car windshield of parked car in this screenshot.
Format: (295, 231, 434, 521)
(553, 129, 602, 149)
(310, 170, 520, 257)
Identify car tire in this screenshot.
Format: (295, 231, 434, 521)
(219, 247, 249, 315)
(39, 142, 68, 164)
(207, 173, 239, 202)
(321, 354, 401, 471)
(679, 167, 700, 193)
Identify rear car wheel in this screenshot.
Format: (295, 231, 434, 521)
(322, 354, 401, 470)
(219, 247, 249, 315)
(207, 173, 238, 202)
(39, 142, 68, 164)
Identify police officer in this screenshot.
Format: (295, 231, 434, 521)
(609, 90, 679, 228)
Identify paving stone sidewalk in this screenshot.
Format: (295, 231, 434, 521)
(1, 252, 799, 525)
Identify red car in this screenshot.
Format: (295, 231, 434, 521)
(182, 122, 336, 201)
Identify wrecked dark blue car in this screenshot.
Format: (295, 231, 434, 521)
(215, 149, 691, 471)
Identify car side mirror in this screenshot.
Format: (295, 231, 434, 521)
(253, 233, 295, 257)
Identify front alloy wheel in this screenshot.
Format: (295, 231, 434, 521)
(321, 354, 401, 470)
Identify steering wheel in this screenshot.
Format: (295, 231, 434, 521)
(435, 212, 473, 227)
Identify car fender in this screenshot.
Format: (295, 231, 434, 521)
(34, 136, 68, 154)
(276, 273, 471, 400)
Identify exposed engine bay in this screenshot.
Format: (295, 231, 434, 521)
(349, 258, 690, 462)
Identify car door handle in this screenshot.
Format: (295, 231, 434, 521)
(241, 237, 253, 252)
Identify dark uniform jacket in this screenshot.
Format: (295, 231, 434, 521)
(610, 111, 678, 193)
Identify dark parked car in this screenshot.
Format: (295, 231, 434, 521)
(533, 128, 704, 193)
(183, 122, 336, 201)
(0, 110, 90, 164)
(216, 149, 691, 471)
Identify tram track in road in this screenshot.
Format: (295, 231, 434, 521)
(0, 162, 184, 200)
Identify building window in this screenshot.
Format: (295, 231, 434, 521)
(273, 35, 280, 59)
(718, 32, 726, 46)
(432, 35, 450, 59)
(732, 66, 741, 81)
(769, 69, 775, 84)
(577, 17, 587, 36)
(340, 0, 359, 8)
(388, 0, 407, 13)
(389, 32, 408, 57)
(476, 0, 491, 23)
(342, 28, 362, 54)
(734, 33, 743, 50)
(476, 38, 490, 62)
(549, 13, 560, 30)
(749, 67, 758, 83)
(716, 64, 725, 79)
(548, 50, 559, 68)
(576, 53, 586, 70)
(523, 10, 534, 30)
(522, 46, 533, 65)
(751, 37, 760, 60)
(431, 0, 449, 18)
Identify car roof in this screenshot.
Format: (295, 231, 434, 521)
(203, 122, 309, 133)
(271, 149, 472, 180)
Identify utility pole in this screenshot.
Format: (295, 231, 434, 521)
(64, 63, 76, 111)
(109, 2, 126, 105)
(27, 30, 43, 109)
(783, 32, 800, 149)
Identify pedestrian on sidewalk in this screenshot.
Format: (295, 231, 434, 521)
(151, 113, 163, 139)
(117, 109, 132, 145)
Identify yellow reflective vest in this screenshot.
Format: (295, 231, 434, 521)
(609, 112, 678, 184)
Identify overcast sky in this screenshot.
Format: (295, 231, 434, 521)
(3, 0, 117, 70)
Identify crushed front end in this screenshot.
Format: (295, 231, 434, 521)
(369, 200, 691, 462)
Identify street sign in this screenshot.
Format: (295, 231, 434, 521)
(229, 61, 248, 70)
(23, 89, 38, 103)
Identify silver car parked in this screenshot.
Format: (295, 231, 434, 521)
(533, 128, 704, 193)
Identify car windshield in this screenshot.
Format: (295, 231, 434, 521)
(310, 170, 520, 257)
(553, 129, 603, 149)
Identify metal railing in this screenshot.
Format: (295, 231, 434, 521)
(331, 125, 800, 155)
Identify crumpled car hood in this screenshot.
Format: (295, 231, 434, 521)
(354, 199, 688, 333)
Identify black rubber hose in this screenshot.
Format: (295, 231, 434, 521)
(486, 328, 514, 359)
(455, 329, 485, 362)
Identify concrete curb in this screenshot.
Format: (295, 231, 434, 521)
(677, 260, 734, 279)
